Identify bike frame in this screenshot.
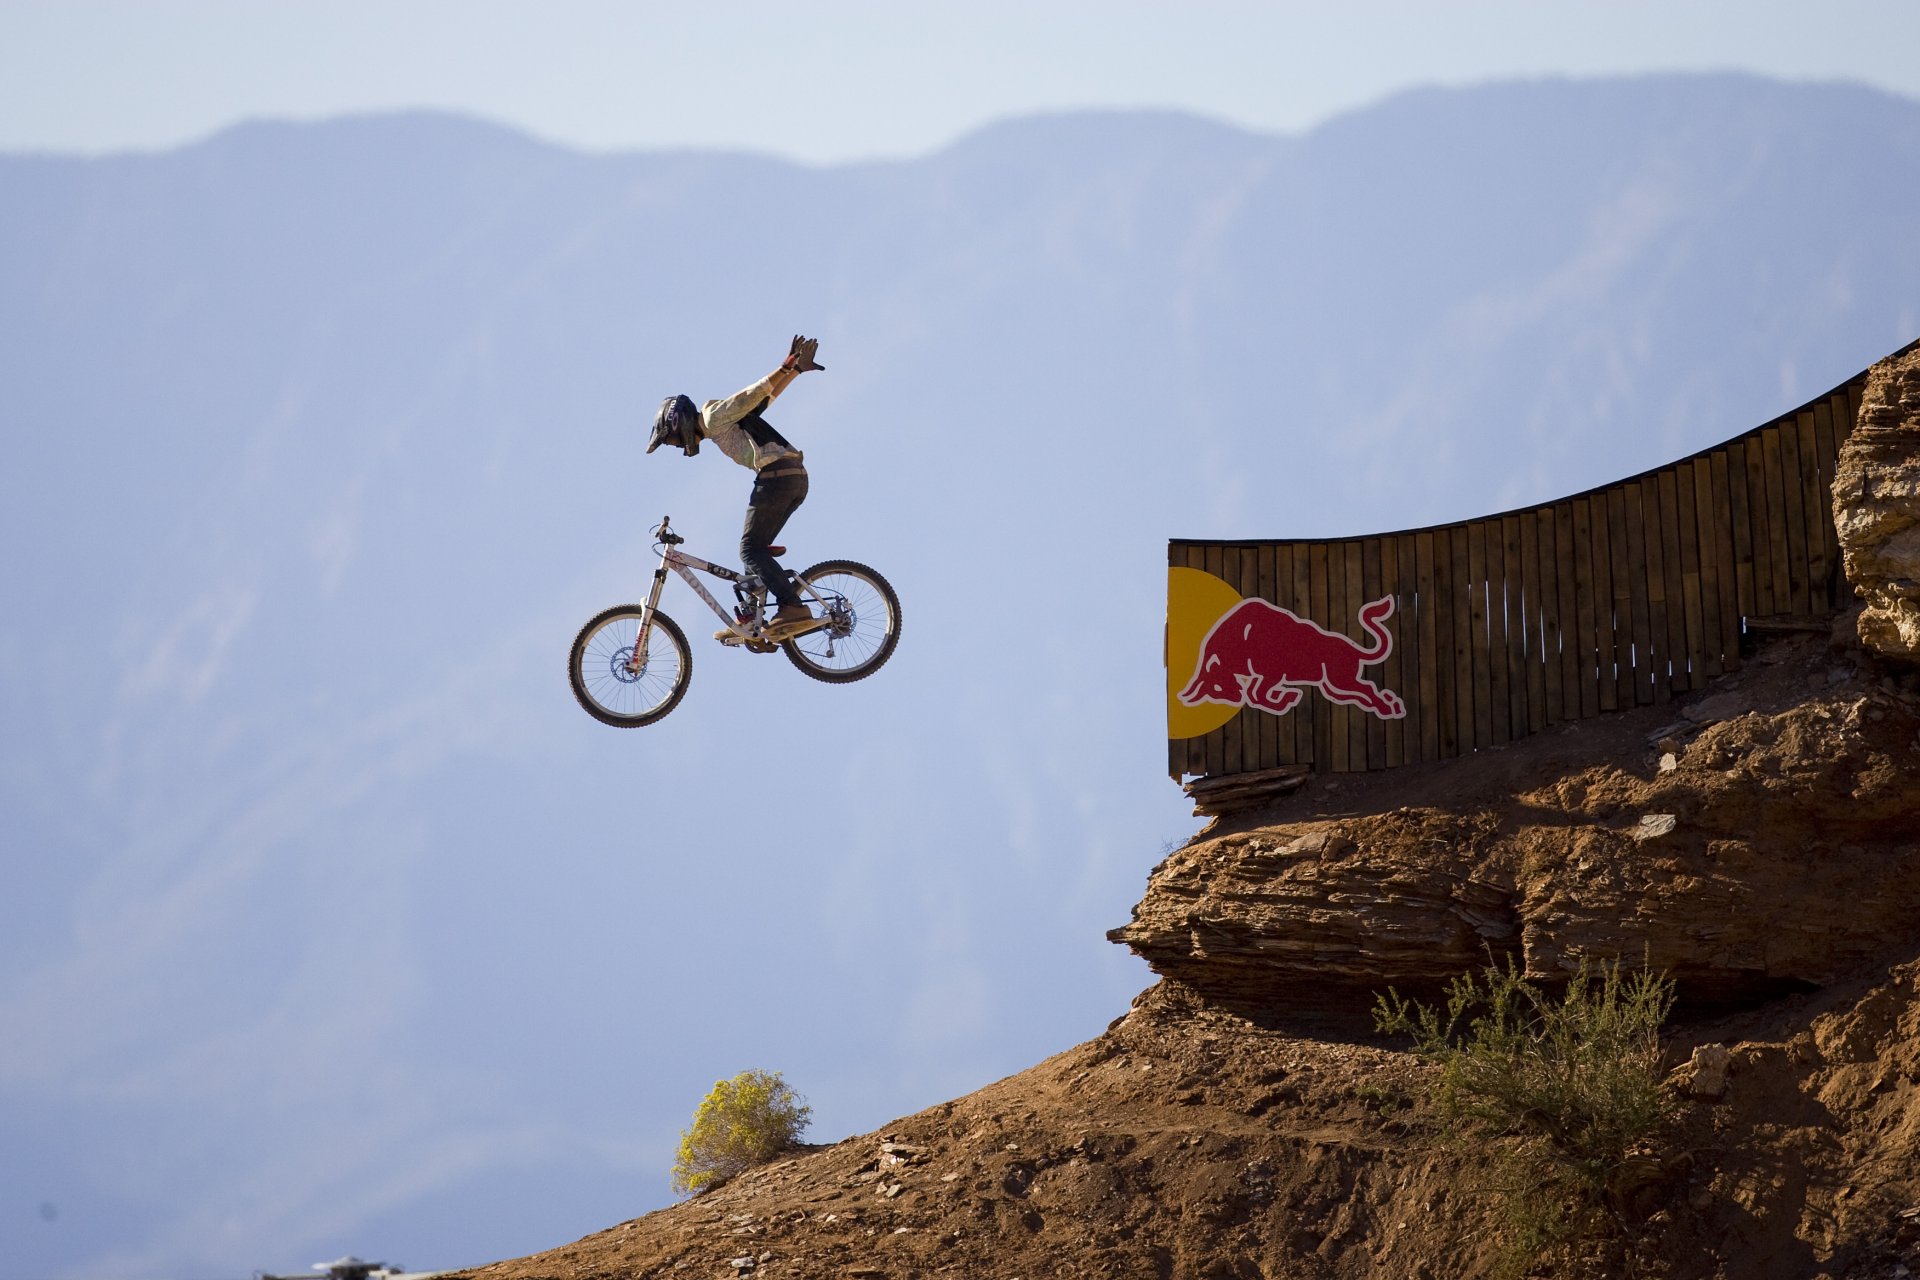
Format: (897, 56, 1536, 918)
(634, 516, 825, 658)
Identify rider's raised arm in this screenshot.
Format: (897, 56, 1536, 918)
(704, 371, 786, 431)
(703, 337, 820, 428)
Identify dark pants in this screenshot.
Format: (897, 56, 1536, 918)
(741, 465, 809, 606)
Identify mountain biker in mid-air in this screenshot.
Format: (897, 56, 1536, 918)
(646, 334, 827, 640)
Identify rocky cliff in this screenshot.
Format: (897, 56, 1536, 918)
(1836, 340, 1920, 660)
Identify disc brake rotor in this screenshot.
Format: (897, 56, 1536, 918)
(611, 644, 645, 683)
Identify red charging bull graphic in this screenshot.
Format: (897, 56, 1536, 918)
(1179, 595, 1406, 719)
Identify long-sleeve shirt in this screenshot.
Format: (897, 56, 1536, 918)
(700, 374, 804, 472)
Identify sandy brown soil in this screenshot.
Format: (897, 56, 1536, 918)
(455, 983, 1499, 1280)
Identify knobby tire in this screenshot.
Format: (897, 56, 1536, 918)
(782, 560, 902, 684)
(569, 605, 692, 727)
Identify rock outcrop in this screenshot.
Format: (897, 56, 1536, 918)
(1111, 635, 1920, 1014)
(1834, 340, 1920, 661)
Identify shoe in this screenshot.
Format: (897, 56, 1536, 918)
(772, 603, 813, 627)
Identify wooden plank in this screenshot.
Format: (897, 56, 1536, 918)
(1761, 425, 1794, 615)
(1348, 540, 1374, 770)
(1689, 459, 1724, 679)
(1847, 377, 1866, 436)
(1238, 542, 1265, 771)
(1415, 530, 1441, 761)
(1676, 458, 1707, 687)
(1467, 520, 1493, 748)
(1217, 546, 1244, 775)
(1639, 476, 1672, 703)
(1189, 540, 1215, 778)
(1783, 411, 1815, 615)
(1657, 467, 1690, 693)
(1588, 495, 1619, 714)
(1604, 486, 1634, 707)
(1305, 541, 1336, 771)
(1256, 543, 1282, 769)
(1328, 540, 1352, 772)
(1501, 514, 1529, 741)
(1203, 545, 1228, 776)
(1708, 451, 1741, 672)
(1483, 518, 1510, 746)
(1291, 543, 1316, 768)
(1381, 536, 1406, 768)
(1801, 407, 1826, 611)
(1554, 503, 1582, 717)
(1173, 542, 1206, 779)
(1789, 408, 1820, 614)
(1748, 430, 1780, 617)
(1623, 482, 1654, 704)
(1789, 413, 1817, 613)
(1360, 538, 1386, 770)
(1532, 508, 1562, 726)
(1401, 532, 1425, 759)
(1266, 545, 1293, 768)
(1450, 524, 1475, 757)
(1726, 438, 1756, 619)
(1521, 511, 1548, 731)
(1574, 498, 1605, 721)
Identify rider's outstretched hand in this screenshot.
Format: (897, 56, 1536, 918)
(785, 334, 825, 373)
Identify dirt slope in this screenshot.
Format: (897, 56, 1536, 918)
(456, 983, 1497, 1280)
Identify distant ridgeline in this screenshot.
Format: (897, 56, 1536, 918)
(1166, 339, 1918, 786)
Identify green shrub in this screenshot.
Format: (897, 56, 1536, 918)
(1374, 956, 1679, 1276)
(670, 1069, 813, 1196)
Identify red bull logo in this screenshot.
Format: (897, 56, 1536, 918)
(1166, 567, 1405, 740)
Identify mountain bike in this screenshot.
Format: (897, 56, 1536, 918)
(569, 515, 902, 727)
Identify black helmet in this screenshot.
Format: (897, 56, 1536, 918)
(647, 394, 703, 457)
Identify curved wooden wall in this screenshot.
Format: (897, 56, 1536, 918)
(1169, 368, 1869, 778)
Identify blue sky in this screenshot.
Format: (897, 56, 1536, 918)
(3, 0, 1919, 160)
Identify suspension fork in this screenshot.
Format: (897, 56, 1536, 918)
(627, 555, 672, 674)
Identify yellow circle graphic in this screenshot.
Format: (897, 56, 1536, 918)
(1166, 566, 1246, 739)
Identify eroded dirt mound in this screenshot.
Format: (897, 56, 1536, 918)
(455, 983, 1496, 1280)
(1659, 954, 1920, 1280)
(455, 959, 1920, 1280)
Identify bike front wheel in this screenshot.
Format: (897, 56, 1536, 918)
(569, 605, 692, 726)
(783, 560, 902, 684)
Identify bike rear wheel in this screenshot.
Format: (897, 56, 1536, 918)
(783, 560, 901, 684)
(569, 605, 692, 726)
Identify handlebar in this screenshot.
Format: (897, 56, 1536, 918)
(653, 515, 685, 546)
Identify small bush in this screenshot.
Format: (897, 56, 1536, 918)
(1374, 956, 1678, 1277)
(670, 1069, 812, 1196)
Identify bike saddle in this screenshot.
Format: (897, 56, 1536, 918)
(766, 545, 786, 557)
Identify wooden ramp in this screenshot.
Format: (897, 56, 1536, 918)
(1166, 351, 1898, 780)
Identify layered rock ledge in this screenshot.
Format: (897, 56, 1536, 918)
(1112, 635, 1920, 1015)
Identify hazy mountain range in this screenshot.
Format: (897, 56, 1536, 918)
(3, 73, 1917, 1279)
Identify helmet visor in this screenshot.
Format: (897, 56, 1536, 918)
(648, 395, 699, 455)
